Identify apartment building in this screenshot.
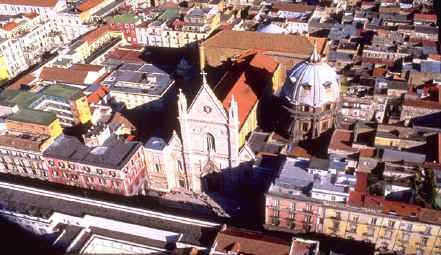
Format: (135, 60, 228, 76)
(44, 134, 146, 196)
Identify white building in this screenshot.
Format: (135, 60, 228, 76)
(144, 75, 241, 193)
(0, 0, 67, 19)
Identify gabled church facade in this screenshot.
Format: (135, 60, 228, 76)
(144, 77, 241, 193)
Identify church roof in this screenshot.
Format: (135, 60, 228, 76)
(201, 30, 313, 56)
(214, 51, 279, 128)
(281, 46, 340, 107)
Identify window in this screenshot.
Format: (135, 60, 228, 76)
(58, 161, 65, 168)
(302, 123, 309, 132)
(177, 160, 183, 171)
(384, 230, 392, 239)
(323, 81, 332, 89)
(289, 203, 296, 211)
(388, 220, 395, 228)
(402, 233, 410, 241)
(272, 199, 280, 207)
(420, 237, 428, 246)
(305, 204, 312, 212)
(336, 212, 341, 219)
(352, 216, 359, 223)
(155, 163, 161, 173)
(272, 209, 279, 217)
(370, 218, 377, 225)
(206, 133, 216, 152)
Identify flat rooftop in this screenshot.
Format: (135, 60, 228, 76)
(41, 84, 83, 101)
(7, 109, 57, 126)
(43, 135, 141, 170)
(103, 63, 174, 96)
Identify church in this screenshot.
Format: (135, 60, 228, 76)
(279, 45, 341, 142)
(143, 52, 280, 193)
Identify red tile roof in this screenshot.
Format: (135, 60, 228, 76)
(82, 25, 110, 44)
(214, 52, 278, 128)
(1, 21, 18, 31)
(40, 67, 89, 84)
(355, 172, 368, 192)
(328, 129, 358, 153)
(414, 13, 437, 22)
(6, 74, 36, 91)
(77, 0, 103, 12)
(0, 0, 58, 7)
(70, 64, 104, 72)
(214, 226, 290, 255)
(23, 12, 38, 19)
(202, 30, 313, 56)
(87, 85, 109, 104)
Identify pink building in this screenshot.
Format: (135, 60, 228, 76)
(44, 135, 146, 196)
(264, 157, 323, 233)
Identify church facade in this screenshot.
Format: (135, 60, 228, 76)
(143, 79, 241, 193)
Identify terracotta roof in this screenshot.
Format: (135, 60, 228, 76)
(372, 67, 387, 77)
(23, 12, 38, 19)
(414, 13, 437, 22)
(382, 200, 421, 218)
(82, 25, 110, 44)
(106, 48, 145, 63)
(214, 52, 278, 128)
(271, 2, 315, 13)
(213, 226, 290, 255)
(108, 112, 136, 131)
(40, 67, 89, 84)
(354, 172, 368, 192)
(70, 64, 104, 72)
(1, 21, 18, 31)
(201, 30, 313, 56)
(249, 54, 279, 73)
(428, 54, 441, 61)
(328, 129, 358, 153)
(0, 0, 58, 7)
(87, 85, 109, 104)
(77, 0, 103, 12)
(6, 74, 36, 91)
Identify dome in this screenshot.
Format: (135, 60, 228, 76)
(281, 47, 340, 107)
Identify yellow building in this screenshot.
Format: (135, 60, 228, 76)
(322, 205, 441, 255)
(0, 55, 9, 82)
(6, 109, 62, 138)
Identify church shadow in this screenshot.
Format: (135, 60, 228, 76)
(200, 162, 274, 229)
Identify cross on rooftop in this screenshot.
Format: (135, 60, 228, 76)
(201, 70, 208, 85)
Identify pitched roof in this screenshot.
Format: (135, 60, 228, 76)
(271, 2, 315, 13)
(214, 53, 278, 127)
(201, 30, 313, 56)
(213, 226, 290, 255)
(70, 64, 104, 72)
(82, 25, 110, 44)
(6, 73, 36, 90)
(0, 0, 58, 7)
(77, 0, 103, 12)
(1, 21, 18, 31)
(40, 67, 89, 84)
(87, 85, 109, 104)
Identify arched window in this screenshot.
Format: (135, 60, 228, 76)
(206, 133, 216, 152)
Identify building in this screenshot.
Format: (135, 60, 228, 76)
(6, 108, 63, 138)
(0, 0, 66, 19)
(44, 134, 146, 196)
(29, 84, 92, 127)
(279, 46, 340, 141)
(0, 181, 219, 254)
(135, 6, 221, 48)
(0, 130, 53, 180)
(102, 63, 175, 109)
